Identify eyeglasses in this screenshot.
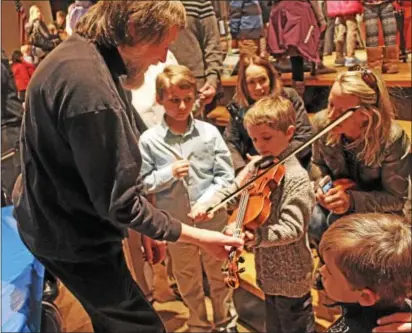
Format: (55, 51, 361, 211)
(348, 65, 380, 105)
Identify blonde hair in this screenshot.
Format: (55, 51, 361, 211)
(29, 5, 41, 23)
(156, 65, 197, 100)
(327, 70, 395, 166)
(243, 96, 295, 133)
(48, 24, 57, 35)
(319, 213, 411, 306)
(76, 1, 186, 47)
(20, 45, 31, 55)
(235, 54, 282, 108)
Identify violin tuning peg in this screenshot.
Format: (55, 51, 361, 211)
(238, 268, 246, 274)
(238, 256, 245, 264)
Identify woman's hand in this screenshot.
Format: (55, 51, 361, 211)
(316, 186, 351, 215)
(373, 312, 412, 332)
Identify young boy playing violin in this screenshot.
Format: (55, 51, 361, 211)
(138, 65, 238, 333)
(191, 96, 316, 333)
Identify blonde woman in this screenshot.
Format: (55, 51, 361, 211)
(309, 67, 410, 244)
(25, 5, 60, 53)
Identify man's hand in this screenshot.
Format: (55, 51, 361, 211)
(178, 224, 244, 260)
(373, 312, 412, 332)
(188, 202, 215, 222)
(141, 235, 166, 264)
(199, 82, 216, 105)
(172, 159, 190, 179)
(224, 223, 256, 249)
(316, 186, 351, 215)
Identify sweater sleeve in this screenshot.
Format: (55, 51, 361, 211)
(64, 109, 182, 242)
(199, 12, 223, 89)
(310, 0, 327, 26)
(255, 172, 315, 247)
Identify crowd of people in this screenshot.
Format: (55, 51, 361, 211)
(1, 1, 411, 333)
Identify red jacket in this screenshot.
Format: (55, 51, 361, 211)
(327, 0, 363, 18)
(11, 62, 35, 92)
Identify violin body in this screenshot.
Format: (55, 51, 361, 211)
(223, 161, 286, 289)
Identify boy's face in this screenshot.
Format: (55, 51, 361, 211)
(158, 85, 195, 122)
(319, 250, 363, 304)
(246, 123, 294, 157)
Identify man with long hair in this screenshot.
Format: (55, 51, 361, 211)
(13, 2, 243, 332)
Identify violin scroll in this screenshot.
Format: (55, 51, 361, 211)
(221, 253, 246, 289)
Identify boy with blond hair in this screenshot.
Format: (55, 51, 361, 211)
(318, 213, 412, 333)
(192, 95, 316, 333)
(139, 64, 238, 332)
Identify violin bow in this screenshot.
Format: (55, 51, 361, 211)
(207, 106, 362, 214)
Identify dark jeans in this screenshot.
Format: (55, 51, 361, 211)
(264, 292, 315, 333)
(308, 204, 344, 245)
(34, 249, 165, 333)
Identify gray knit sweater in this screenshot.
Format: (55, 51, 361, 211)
(211, 153, 315, 297)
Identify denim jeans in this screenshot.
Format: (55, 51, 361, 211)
(264, 292, 315, 333)
(308, 204, 345, 245)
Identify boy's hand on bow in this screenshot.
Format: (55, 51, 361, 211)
(188, 202, 215, 222)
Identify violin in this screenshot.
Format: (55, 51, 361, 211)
(222, 157, 285, 289)
(209, 107, 360, 289)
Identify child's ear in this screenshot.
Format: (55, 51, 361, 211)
(156, 94, 163, 106)
(358, 288, 380, 307)
(286, 125, 295, 140)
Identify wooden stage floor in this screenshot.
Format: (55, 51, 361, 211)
(222, 51, 412, 88)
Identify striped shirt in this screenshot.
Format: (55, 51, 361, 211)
(180, 0, 215, 19)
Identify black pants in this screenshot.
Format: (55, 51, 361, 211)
(1, 125, 21, 204)
(264, 292, 315, 333)
(36, 249, 165, 333)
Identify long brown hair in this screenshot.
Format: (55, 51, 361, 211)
(75, 1, 186, 47)
(235, 54, 282, 108)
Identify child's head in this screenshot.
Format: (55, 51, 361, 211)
(327, 68, 394, 166)
(156, 64, 197, 122)
(48, 24, 58, 35)
(11, 50, 23, 64)
(235, 54, 282, 107)
(243, 96, 295, 157)
(56, 10, 66, 24)
(20, 45, 31, 56)
(319, 213, 411, 307)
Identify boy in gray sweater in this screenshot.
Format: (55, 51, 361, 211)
(191, 96, 316, 333)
